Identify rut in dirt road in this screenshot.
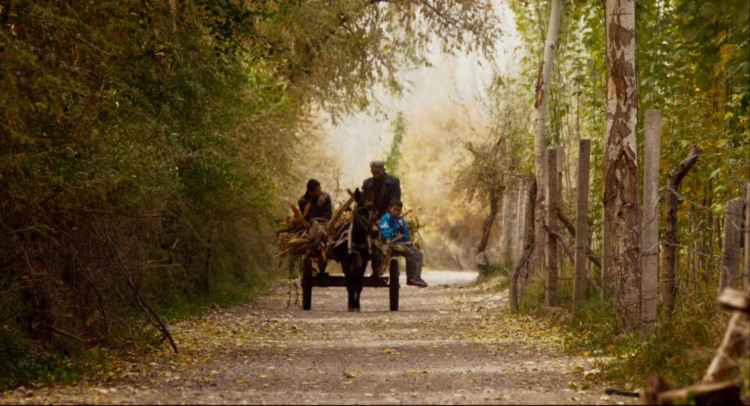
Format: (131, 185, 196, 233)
(0, 270, 638, 405)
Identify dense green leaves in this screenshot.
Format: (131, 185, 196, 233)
(508, 0, 749, 388)
(0, 0, 499, 388)
(0, 0, 297, 387)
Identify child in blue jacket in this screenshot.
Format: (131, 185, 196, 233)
(379, 200, 428, 288)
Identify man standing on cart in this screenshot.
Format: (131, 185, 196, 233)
(362, 160, 401, 277)
(362, 160, 401, 218)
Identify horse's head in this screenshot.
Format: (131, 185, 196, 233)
(350, 188, 376, 243)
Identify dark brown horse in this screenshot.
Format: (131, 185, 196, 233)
(329, 189, 378, 311)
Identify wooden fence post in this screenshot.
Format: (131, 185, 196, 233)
(546, 148, 559, 307)
(744, 183, 750, 292)
(641, 109, 660, 334)
(719, 198, 744, 292)
(573, 140, 590, 311)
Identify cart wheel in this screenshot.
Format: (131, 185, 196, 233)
(389, 258, 399, 311)
(302, 260, 313, 310)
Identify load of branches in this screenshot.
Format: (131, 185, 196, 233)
(274, 194, 355, 265)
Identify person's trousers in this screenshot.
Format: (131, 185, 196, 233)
(393, 242, 423, 279)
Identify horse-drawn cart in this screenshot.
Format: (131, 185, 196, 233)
(301, 256, 400, 311)
(277, 188, 401, 312)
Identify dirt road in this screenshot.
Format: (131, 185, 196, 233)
(1, 269, 640, 405)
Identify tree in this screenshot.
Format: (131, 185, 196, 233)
(384, 111, 406, 180)
(531, 0, 563, 276)
(256, 0, 501, 120)
(0, 0, 502, 386)
(454, 80, 530, 276)
(603, 0, 640, 334)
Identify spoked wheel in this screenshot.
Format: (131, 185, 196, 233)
(302, 259, 313, 310)
(389, 258, 399, 311)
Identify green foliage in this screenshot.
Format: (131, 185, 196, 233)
(601, 291, 725, 388)
(514, 268, 730, 390)
(517, 273, 545, 314)
(384, 111, 406, 180)
(564, 293, 617, 357)
(555, 286, 728, 390)
(509, 0, 748, 386)
(253, 0, 501, 120)
(454, 80, 532, 207)
(0, 0, 500, 390)
(0, 0, 294, 389)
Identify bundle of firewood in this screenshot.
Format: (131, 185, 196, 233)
(275, 195, 356, 261)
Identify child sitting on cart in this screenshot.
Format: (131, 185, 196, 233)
(378, 201, 428, 288)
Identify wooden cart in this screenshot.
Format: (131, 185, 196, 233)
(301, 256, 400, 311)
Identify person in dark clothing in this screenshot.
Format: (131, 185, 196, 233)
(361, 160, 401, 218)
(362, 160, 401, 277)
(298, 178, 332, 275)
(298, 178, 332, 223)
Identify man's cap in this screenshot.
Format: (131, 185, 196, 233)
(370, 160, 385, 168)
(306, 178, 321, 192)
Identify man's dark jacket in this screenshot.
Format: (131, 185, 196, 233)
(362, 173, 401, 218)
(298, 193, 332, 222)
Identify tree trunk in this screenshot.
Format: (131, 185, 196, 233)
(573, 140, 591, 311)
(744, 183, 750, 291)
(514, 178, 529, 261)
(641, 110, 660, 334)
(661, 145, 701, 319)
(603, 0, 640, 334)
(476, 188, 502, 276)
(498, 184, 516, 263)
(531, 0, 563, 277)
(510, 179, 536, 311)
(719, 198, 744, 292)
(546, 148, 560, 307)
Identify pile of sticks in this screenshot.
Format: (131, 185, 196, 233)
(275, 194, 355, 261)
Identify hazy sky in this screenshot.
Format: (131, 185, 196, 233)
(322, 0, 522, 189)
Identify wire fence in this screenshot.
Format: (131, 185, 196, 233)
(512, 183, 749, 294)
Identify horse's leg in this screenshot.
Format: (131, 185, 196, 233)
(354, 259, 367, 310)
(343, 260, 356, 312)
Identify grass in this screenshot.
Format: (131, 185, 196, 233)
(0, 328, 87, 390)
(508, 270, 743, 394)
(478, 261, 513, 290)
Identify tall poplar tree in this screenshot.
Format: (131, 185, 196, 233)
(603, 0, 641, 334)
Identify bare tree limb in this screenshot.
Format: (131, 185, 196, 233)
(547, 226, 602, 293)
(558, 210, 602, 268)
(44, 323, 94, 344)
(97, 227, 178, 353)
(510, 242, 533, 312)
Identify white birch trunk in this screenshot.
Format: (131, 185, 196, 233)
(603, 0, 640, 334)
(532, 0, 563, 275)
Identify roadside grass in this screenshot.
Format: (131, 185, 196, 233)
(478, 261, 512, 291)
(507, 271, 746, 394)
(0, 330, 84, 390)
